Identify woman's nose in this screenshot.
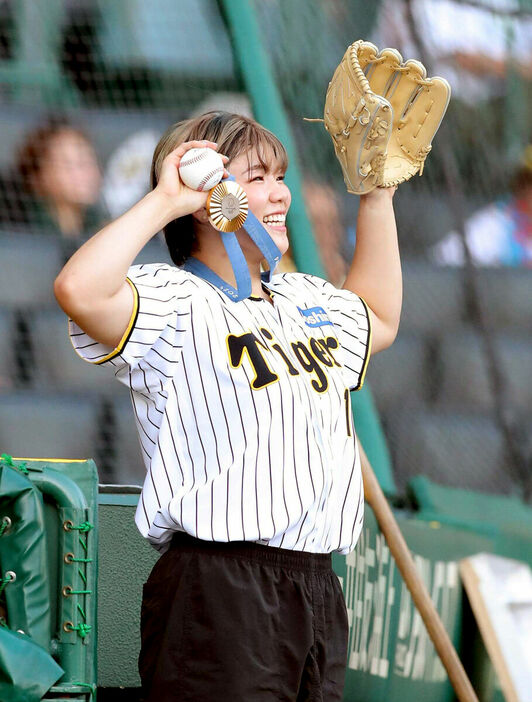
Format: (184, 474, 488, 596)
(270, 180, 290, 204)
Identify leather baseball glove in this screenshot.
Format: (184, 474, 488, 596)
(323, 40, 451, 194)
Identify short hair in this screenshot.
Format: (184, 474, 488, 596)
(16, 116, 92, 192)
(150, 111, 288, 266)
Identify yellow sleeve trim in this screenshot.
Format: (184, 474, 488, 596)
(353, 296, 372, 391)
(93, 277, 139, 365)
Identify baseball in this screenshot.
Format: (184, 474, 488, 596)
(178, 147, 225, 192)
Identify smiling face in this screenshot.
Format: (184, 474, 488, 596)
(229, 147, 292, 260)
(152, 111, 290, 266)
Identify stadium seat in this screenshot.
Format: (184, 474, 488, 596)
(409, 475, 532, 531)
(385, 409, 515, 496)
(79, 110, 173, 166)
(400, 262, 465, 334)
(0, 104, 172, 171)
(366, 332, 428, 412)
(30, 308, 122, 394)
(0, 234, 63, 308)
(475, 268, 532, 331)
(0, 106, 39, 170)
(0, 309, 15, 391)
(436, 328, 532, 412)
(133, 237, 173, 266)
(111, 396, 146, 486)
(0, 392, 100, 460)
(393, 190, 459, 252)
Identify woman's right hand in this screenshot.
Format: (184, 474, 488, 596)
(153, 140, 229, 221)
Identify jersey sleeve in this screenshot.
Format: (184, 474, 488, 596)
(68, 263, 191, 390)
(303, 275, 372, 391)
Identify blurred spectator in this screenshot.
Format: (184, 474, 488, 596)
(303, 181, 348, 286)
(373, 0, 532, 106)
(372, 0, 532, 190)
(432, 145, 532, 266)
(13, 118, 106, 241)
(102, 129, 159, 219)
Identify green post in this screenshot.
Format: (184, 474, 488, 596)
(219, 0, 324, 277)
(220, 0, 396, 493)
(352, 386, 396, 496)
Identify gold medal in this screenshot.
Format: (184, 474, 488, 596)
(207, 180, 248, 233)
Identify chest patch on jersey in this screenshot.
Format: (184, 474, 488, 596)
(298, 306, 334, 328)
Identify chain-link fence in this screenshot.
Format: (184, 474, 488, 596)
(0, 0, 530, 497)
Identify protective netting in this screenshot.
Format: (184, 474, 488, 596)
(0, 0, 530, 498)
(257, 0, 532, 501)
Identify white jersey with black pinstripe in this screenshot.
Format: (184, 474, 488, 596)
(69, 263, 371, 554)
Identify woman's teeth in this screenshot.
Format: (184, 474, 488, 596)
(263, 215, 286, 225)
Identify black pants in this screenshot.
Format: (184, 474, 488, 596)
(139, 533, 349, 701)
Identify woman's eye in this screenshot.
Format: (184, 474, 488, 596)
(277, 174, 286, 181)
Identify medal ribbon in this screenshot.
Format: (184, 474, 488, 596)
(183, 175, 282, 301)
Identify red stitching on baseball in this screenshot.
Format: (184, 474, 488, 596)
(179, 152, 211, 168)
(198, 166, 223, 191)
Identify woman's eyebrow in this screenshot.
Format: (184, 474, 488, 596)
(248, 163, 287, 174)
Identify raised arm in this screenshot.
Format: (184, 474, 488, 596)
(54, 140, 223, 348)
(342, 186, 401, 354)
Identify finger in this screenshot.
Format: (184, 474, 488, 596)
(186, 140, 218, 150)
(165, 140, 220, 164)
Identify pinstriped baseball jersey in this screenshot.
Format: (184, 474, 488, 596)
(69, 263, 371, 554)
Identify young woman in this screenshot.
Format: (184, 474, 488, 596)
(15, 118, 104, 239)
(55, 111, 401, 701)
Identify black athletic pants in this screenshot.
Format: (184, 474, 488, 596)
(139, 532, 349, 701)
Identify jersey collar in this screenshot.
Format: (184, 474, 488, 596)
(182, 175, 282, 302)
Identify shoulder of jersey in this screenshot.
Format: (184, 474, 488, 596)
(270, 270, 329, 292)
(127, 263, 226, 302)
(128, 262, 194, 284)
